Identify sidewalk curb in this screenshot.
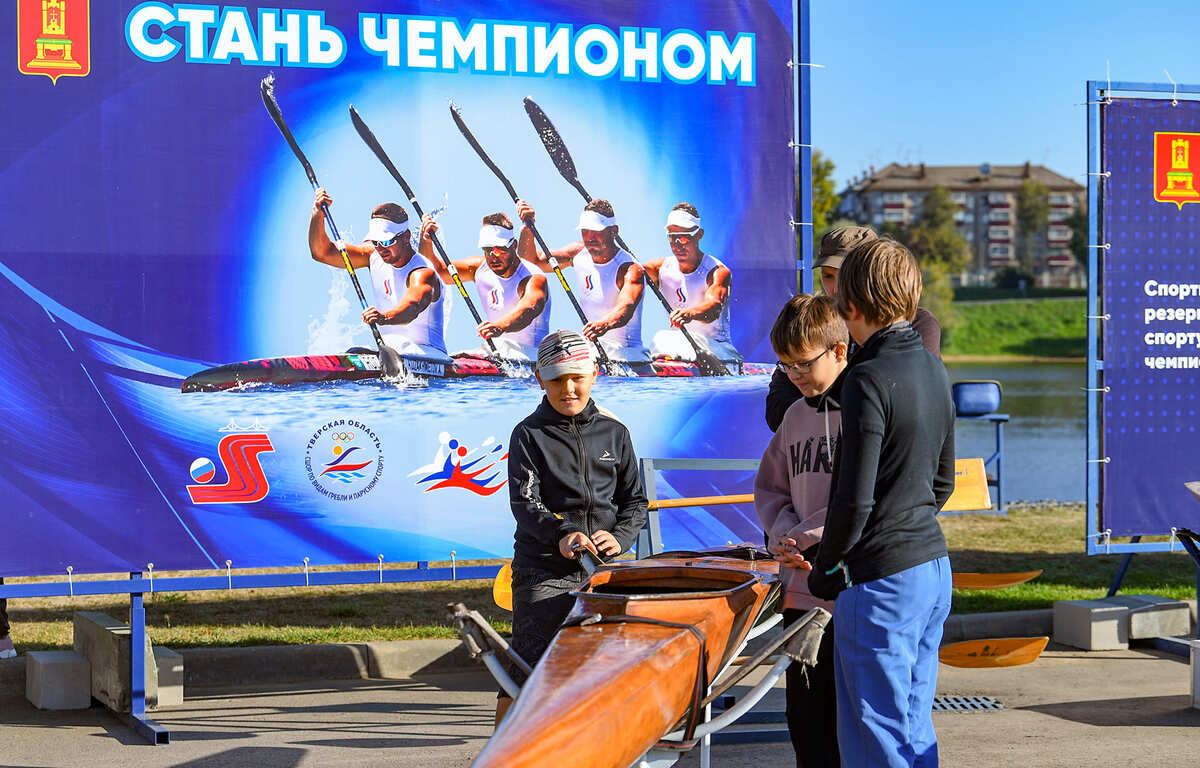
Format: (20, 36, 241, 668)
(0, 606, 1077, 696)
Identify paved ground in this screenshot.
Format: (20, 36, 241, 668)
(1, 646, 1197, 767)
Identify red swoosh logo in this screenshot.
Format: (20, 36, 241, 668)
(187, 433, 274, 504)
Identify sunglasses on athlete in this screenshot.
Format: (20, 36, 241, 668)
(482, 246, 511, 258)
(370, 234, 404, 249)
(667, 228, 700, 245)
(776, 347, 833, 375)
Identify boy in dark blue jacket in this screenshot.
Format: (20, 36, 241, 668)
(500, 329, 647, 721)
(806, 239, 955, 767)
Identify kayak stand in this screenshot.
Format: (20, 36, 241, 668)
(449, 586, 830, 768)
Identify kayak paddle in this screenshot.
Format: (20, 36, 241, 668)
(523, 97, 731, 377)
(260, 75, 405, 380)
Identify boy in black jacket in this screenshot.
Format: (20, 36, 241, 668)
(500, 329, 648, 721)
(806, 239, 955, 767)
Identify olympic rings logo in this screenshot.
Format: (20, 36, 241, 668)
(331, 431, 355, 442)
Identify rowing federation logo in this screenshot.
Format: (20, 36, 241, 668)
(187, 432, 274, 504)
(1154, 132, 1200, 209)
(305, 419, 384, 501)
(675, 287, 687, 303)
(410, 432, 508, 496)
(18, 0, 91, 84)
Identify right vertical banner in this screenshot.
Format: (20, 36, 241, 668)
(1102, 97, 1200, 536)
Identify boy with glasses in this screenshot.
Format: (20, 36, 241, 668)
(766, 225, 941, 432)
(307, 189, 450, 364)
(754, 294, 849, 767)
(643, 202, 742, 366)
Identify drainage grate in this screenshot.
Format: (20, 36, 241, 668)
(932, 695, 1003, 712)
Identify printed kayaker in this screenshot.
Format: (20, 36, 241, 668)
(643, 203, 742, 365)
(516, 199, 649, 364)
(306, 188, 450, 363)
(421, 208, 551, 362)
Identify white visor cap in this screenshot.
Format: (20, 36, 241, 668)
(366, 217, 410, 242)
(478, 224, 516, 249)
(578, 209, 617, 231)
(665, 209, 702, 232)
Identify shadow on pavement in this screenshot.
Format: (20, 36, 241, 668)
(168, 746, 308, 768)
(1022, 695, 1200, 727)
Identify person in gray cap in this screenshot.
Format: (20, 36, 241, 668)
(497, 329, 648, 724)
(765, 226, 942, 431)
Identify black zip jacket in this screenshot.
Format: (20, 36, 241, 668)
(508, 397, 648, 576)
(808, 322, 955, 599)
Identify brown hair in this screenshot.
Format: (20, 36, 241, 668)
(584, 198, 615, 217)
(770, 294, 848, 357)
(482, 212, 514, 229)
(671, 201, 700, 217)
(834, 239, 921, 325)
(371, 203, 409, 223)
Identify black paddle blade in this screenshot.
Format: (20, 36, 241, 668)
(349, 105, 420, 205)
(449, 102, 520, 202)
(376, 342, 407, 379)
(260, 74, 319, 188)
(523, 98, 579, 182)
(694, 349, 731, 377)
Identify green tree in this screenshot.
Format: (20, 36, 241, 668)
(1016, 180, 1050, 276)
(905, 186, 969, 273)
(891, 186, 968, 341)
(811, 150, 840, 246)
(1064, 203, 1088, 275)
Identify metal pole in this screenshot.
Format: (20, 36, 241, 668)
(126, 571, 169, 744)
(1085, 80, 1103, 554)
(796, 0, 813, 294)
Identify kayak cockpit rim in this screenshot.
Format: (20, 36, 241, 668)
(571, 563, 765, 602)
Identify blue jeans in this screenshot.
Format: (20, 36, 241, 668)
(833, 557, 951, 768)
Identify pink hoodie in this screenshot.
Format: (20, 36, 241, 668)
(754, 396, 840, 612)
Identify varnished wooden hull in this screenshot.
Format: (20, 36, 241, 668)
(473, 554, 778, 768)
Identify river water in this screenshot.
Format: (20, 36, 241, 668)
(946, 362, 1086, 503)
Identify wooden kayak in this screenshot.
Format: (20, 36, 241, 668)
(473, 552, 779, 768)
(951, 570, 1043, 590)
(939, 636, 1049, 668)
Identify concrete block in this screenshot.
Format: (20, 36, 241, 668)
(180, 643, 369, 686)
(152, 646, 183, 708)
(1192, 641, 1200, 710)
(942, 609, 1053, 644)
(364, 640, 472, 679)
(1106, 594, 1192, 639)
(72, 611, 157, 712)
(1053, 600, 1129, 650)
(25, 651, 91, 710)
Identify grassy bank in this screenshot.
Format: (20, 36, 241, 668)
(4, 505, 1194, 651)
(943, 298, 1085, 359)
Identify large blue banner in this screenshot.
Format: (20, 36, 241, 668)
(1102, 97, 1200, 536)
(0, 1, 797, 576)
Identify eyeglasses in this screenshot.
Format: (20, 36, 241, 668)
(370, 234, 404, 249)
(776, 347, 832, 375)
(482, 246, 510, 258)
(668, 229, 700, 245)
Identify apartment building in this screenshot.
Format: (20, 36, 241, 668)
(837, 162, 1085, 286)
